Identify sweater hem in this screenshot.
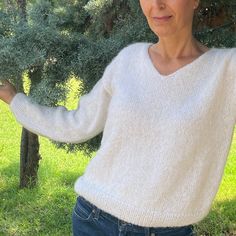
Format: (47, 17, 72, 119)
(74, 176, 210, 227)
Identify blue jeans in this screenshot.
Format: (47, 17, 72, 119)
(72, 195, 196, 236)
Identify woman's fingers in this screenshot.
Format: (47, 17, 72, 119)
(0, 80, 17, 104)
(0, 80, 9, 87)
(0, 79, 12, 86)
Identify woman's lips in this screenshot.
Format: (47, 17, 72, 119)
(153, 16, 172, 22)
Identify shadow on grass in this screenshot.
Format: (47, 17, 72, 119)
(55, 169, 83, 188)
(193, 197, 236, 236)
(0, 163, 84, 236)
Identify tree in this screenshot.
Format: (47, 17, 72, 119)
(0, 0, 82, 187)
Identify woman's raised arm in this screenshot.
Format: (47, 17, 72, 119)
(0, 54, 120, 143)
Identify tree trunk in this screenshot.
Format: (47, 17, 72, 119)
(20, 128, 41, 188)
(17, 0, 26, 20)
(17, 0, 42, 189)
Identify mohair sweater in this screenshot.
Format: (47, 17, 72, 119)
(10, 42, 236, 227)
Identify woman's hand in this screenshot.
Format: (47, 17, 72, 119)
(0, 80, 17, 104)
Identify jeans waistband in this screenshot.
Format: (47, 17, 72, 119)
(78, 195, 194, 234)
(78, 195, 126, 225)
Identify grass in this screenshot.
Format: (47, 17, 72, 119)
(0, 78, 236, 235)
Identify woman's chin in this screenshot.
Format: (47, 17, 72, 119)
(148, 24, 175, 38)
(152, 30, 176, 39)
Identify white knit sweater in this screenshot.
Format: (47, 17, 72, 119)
(10, 42, 236, 227)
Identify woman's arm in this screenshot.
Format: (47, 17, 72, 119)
(0, 55, 119, 143)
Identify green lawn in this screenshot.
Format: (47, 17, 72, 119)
(0, 82, 236, 235)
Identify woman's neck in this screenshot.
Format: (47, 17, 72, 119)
(153, 34, 208, 60)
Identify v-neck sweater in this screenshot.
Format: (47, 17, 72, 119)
(10, 42, 236, 227)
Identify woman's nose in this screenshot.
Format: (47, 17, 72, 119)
(152, 0, 166, 10)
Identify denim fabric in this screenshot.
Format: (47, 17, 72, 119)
(72, 195, 196, 236)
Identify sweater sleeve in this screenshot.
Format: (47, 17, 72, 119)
(229, 48, 236, 125)
(9, 55, 119, 143)
(229, 48, 236, 123)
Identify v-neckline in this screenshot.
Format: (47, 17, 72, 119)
(144, 42, 215, 80)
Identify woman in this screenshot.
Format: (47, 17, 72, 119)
(0, 0, 235, 235)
